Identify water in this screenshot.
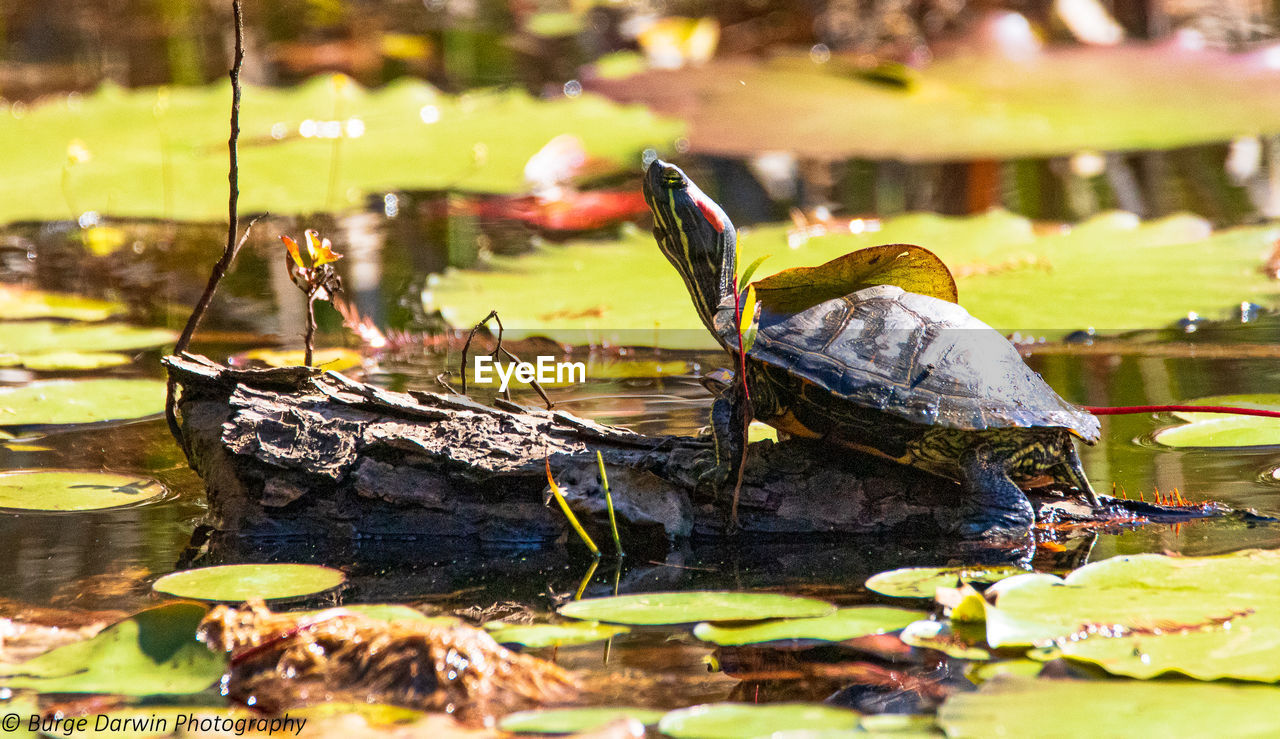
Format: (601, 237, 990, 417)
(5, 3, 1280, 716)
(4, 209, 1280, 622)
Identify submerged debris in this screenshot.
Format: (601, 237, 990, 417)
(197, 600, 578, 723)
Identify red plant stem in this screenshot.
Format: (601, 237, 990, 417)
(1085, 405, 1280, 419)
(730, 280, 752, 527)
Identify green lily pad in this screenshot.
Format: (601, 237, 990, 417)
(0, 694, 39, 739)
(1168, 394, 1280, 422)
(864, 565, 1027, 599)
(749, 732, 864, 739)
(0, 321, 174, 355)
(977, 550, 1280, 681)
(1154, 416, 1280, 448)
(0, 602, 224, 695)
(1154, 394, 1280, 448)
(592, 44, 1280, 161)
(230, 347, 364, 371)
(151, 564, 346, 603)
(0, 286, 120, 321)
(842, 713, 941, 738)
(753, 244, 957, 315)
(692, 607, 925, 646)
(499, 706, 665, 734)
(484, 620, 629, 648)
(426, 210, 1277, 347)
(0, 379, 167, 427)
(525, 11, 585, 38)
(0, 469, 165, 511)
(658, 703, 860, 739)
(963, 659, 1045, 684)
(765, 727, 942, 739)
(558, 592, 835, 625)
(898, 620, 992, 661)
(13, 352, 134, 371)
(938, 676, 1280, 739)
(0, 78, 682, 224)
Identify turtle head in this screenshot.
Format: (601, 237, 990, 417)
(643, 160, 737, 341)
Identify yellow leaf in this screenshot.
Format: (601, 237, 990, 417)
(752, 243, 958, 316)
(739, 284, 759, 353)
(280, 235, 306, 269)
(305, 229, 344, 266)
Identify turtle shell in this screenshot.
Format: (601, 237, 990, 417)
(746, 284, 1100, 442)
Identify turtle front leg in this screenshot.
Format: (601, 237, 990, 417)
(700, 384, 746, 490)
(1056, 443, 1100, 506)
(950, 443, 1035, 538)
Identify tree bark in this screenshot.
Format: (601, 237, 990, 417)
(164, 353, 1228, 550)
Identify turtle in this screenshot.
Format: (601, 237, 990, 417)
(640, 159, 1100, 536)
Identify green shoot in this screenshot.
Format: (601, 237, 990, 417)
(546, 457, 600, 557)
(597, 451, 624, 558)
(739, 254, 771, 287)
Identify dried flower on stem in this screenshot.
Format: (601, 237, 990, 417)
(280, 229, 343, 366)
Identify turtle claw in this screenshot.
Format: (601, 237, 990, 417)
(690, 450, 730, 491)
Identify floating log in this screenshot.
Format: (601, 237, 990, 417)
(165, 353, 1230, 549)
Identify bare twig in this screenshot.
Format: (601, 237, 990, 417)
(497, 345, 554, 410)
(457, 310, 554, 409)
(175, 2, 246, 356)
(435, 372, 460, 395)
(165, 0, 250, 448)
(459, 310, 500, 396)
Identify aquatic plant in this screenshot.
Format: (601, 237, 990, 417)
(279, 229, 344, 366)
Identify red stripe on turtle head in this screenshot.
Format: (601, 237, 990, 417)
(691, 190, 726, 234)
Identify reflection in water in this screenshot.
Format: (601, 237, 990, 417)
(4, 208, 1280, 715)
(3, 205, 1280, 616)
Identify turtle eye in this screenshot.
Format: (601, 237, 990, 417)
(662, 171, 685, 189)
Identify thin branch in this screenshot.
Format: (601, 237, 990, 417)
(165, 0, 249, 448)
(435, 372, 460, 395)
(174, 0, 246, 356)
(497, 345, 554, 410)
(459, 310, 499, 396)
(458, 311, 554, 409)
(304, 296, 317, 366)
